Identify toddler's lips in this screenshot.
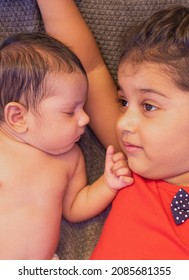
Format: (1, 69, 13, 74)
(123, 142, 142, 154)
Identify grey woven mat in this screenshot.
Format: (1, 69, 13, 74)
(75, 0, 189, 82)
(0, 0, 189, 259)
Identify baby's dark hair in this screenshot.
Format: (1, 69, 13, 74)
(120, 5, 189, 91)
(0, 32, 87, 121)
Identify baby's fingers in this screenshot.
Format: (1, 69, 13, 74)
(112, 159, 129, 172)
(113, 167, 131, 177)
(119, 175, 134, 186)
(112, 151, 126, 162)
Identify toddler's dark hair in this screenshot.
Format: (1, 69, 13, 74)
(120, 5, 189, 92)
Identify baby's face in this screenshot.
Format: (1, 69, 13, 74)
(26, 71, 89, 155)
(116, 61, 189, 186)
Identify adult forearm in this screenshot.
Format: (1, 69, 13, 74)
(36, 0, 121, 151)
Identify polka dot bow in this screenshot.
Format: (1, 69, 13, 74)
(171, 188, 189, 225)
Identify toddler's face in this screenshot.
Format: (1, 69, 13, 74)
(116, 61, 189, 186)
(26, 71, 89, 155)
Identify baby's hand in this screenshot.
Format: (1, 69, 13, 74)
(103, 145, 134, 192)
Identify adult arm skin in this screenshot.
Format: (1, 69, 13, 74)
(36, 0, 121, 151)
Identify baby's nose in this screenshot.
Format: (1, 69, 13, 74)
(78, 110, 90, 127)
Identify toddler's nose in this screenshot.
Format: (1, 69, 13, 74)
(116, 109, 138, 134)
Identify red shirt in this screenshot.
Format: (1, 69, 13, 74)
(91, 173, 189, 259)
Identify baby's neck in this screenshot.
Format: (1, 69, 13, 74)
(0, 124, 26, 144)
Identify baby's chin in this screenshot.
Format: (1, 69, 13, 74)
(38, 142, 76, 156)
(48, 142, 77, 156)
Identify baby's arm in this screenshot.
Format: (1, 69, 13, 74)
(62, 146, 134, 222)
(36, 0, 120, 151)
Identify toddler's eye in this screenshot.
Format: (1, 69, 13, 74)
(117, 98, 128, 107)
(143, 103, 157, 111)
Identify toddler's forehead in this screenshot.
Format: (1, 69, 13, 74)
(118, 60, 169, 78)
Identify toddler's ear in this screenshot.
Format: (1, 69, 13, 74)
(4, 102, 28, 133)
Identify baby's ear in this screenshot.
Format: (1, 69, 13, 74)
(4, 102, 28, 133)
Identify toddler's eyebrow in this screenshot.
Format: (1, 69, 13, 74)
(139, 88, 169, 98)
(117, 84, 121, 91)
(117, 83, 169, 99)
(117, 83, 123, 92)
